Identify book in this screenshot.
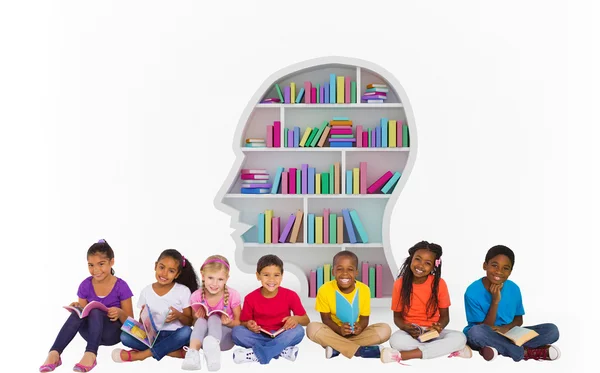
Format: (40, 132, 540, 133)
(304, 81, 311, 103)
(265, 209, 273, 244)
(241, 188, 270, 194)
(309, 270, 317, 297)
(289, 209, 304, 243)
(273, 120, 281, 148)
(496, 326, 539, 347)
(259, 327, 285, 338)
(272, 216, 280, 244)
(267, 125, 273, 147)
(349, 209, 368, 243)
(190, 302, 229, 317)
(367, 171, 393, 194)
(335, 289, 359, 330)
(375, 264, 383, 298)
(279, 213, 296, 243)
(412, 324, 440, 342)
(381, 171, 402, 194)
(275, 83, 284, 102)
(241, 169, 267, 174)
(121, 304, 165, 348)
(258, 212, 265, 243)
(64, 301, 109, 318)
(342, 209, 357, 243)
(270, 167, 284, 194)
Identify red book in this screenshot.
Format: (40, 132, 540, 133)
(241, 174, 269, 180)
(311, 87, 317, 103)
(289, 168, 297, 194)
(362, 132, 369, 148)
(367, 171, 393, 193)
(356, 125, 363, 147)
(304, 81, 312, 103)
(281, 171, 288, 194)
(359, 162, 367, 194)
(375, 264, 383, 298)
(272, 217, 280, 244)
(273, 121, 281, 148)
(330, 128, 353, 135)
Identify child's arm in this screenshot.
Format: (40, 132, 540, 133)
(320, 312, 352, 336)
(393, 311, 421, 338)
(281, 313, 310, 329)
(494, 315, 523, 334)
(221, 305, 242, 327)
(69, 297, 88, 308)
(107, 298, 134, 323)
(482, 283, 503, 327)
(166, 306, 193, 326)
(430, 308, 450, 333)
(241, 320, 261, 333)
(352, 315, 369, 335)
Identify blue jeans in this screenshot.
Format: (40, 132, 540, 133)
(231, 325, 305, 364)
(120, 326, 192, 361)
(467, 323, 559, 361)
(50, 309, 122, 355)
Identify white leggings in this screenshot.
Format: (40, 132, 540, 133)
(389, 329, 466, 359)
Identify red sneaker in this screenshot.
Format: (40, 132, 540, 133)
(524, 345, 561, 361)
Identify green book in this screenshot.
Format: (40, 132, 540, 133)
(305, 126, 320, 147)
(402, 124, 409, 147)
(351, 81, 356, 103)
(329, 213, 337, 243)
(369, 267, 376, 297)
(284, 128, 289, 147)
(322, 173, 330, 194)
(368, 129, 372, 147)
(330, 134, 354, 138)
(296, 169, 301, 194)
(329, 165, 334, 194)
(309, 121, 328, 147)
(316, 83, 320, 103)
(275, 83, 284, 103)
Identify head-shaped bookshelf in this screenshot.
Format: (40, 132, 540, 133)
(215, 56, 417, 306)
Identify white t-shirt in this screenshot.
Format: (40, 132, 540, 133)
(137, 283, 191, 331)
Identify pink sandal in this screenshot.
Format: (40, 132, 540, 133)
(39, 357, 62, 372)
(72, 359, 96, 372)
(111, 348, 137, 363)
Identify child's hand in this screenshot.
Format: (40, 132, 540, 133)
(430, 322, 443, 333)
(247, 320, 261, 333)
(489, 283, 503, 304)
(340, 323, 353, 336)
(165, 307, 182, 323)
(220, 314, 232, 326)
(69, 302, 81, 308)
(404, 324, 421, 339)
(492, 325, 512, 334)
(352, 322, 363, 335)
(281, 316, 298, 330)
(194, 307, 206, 319)
(107, 307, 121, 322)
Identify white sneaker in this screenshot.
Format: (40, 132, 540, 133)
(203, 336, 221, 371)
(181, 347, 202, 370)
(280, 346, 299, 361)
(448, 345, 473, 358)
(380, 347, 401, 363)
(232, 348, 258, 364)
(548, 345, 561, 360)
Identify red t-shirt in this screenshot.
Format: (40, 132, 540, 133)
(240, 287, 307, 331)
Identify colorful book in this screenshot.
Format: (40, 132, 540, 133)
(258, 212, 265, 243)
(345, 77, 351, 104)
(243, 183, 272, 189)
(287, 128, 293, 148)
(337, 216, 344, 244)
(121, 304, 164, 348)
(496, 326, 539, 347)
(281, 171, 288, 194)
(367, 171, 393, 194)
(351, 81, 356, 103)
(315, 216, 323, 244)
(342, 209, 357, 244)
(329, 73, 336, 104)
(362, 262, 369, 285)
(290, 82, 296, 103)
(329, 213, 337, 244)
(241, 188, 270, 194)
(317, 266, 324, 290)
(322, 173, 330, 194)
(289, 209, 304, 243)
(317, 126, 331, 147)
(271, 167, 284, 194)
(335, 290, 359, 329)
(293, 127, 300, 148)
(334, 162, 340, 194)
(296, 169, 301, 195)
(275, 84, 284, 102)
(324, 263, 331, 283)
(274, 120, 281, 147)
(289, 168, 297, 194)
(402, 123, 409, 147)
(284, 86, 291, 104)
(329, 142, 353, 147)
(388, 120, 396, 147)
(267, 125, 273, 148)
(381, 171, 402, 194)
(265, 209, 272, 244)
(272, 217, 280, 244)
(337, 76, 345, 103)
(299, 127, 312, 147)
(242, 179, 269, 184)
(362, 131, 368, 148)
(369, 267, 376, 297)
(308, 167, 315, 194)
(64, 301, 109, 319)
(346, 170, 353, 194)
(316, 173, 321, 194)
(397, 120, 403, 148)
(323, 208, 329, 244)
(307, 213, 315, 244)
(353, 168, 359, 194)
(241, 169, 267, 174)
(375, 264, 383, 298)
(329, 165, 334, 195)
(311, 87, 317, 103)
(359, 162, 367, 194)
(381, 118, 388, 148)
(309, 270, 317, 297)
(324, 83, 329, 104)
(349, 209, 368, 243)
(356, 125, 363, 147)
(295, 87, 305, 104)
(301, 164, 308, 194)
(309, 121, 328, 147)
(241, 174, 269, 180)
(304, 81, 312, 103)
(245, 138, 265, 143)
(279, 213, 296, 243)
(318, 84, 323, 103)
(330, 128, 353, 134)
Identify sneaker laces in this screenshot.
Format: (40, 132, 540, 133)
(390, 352, 410, 366)
(524, 347, 548, 360)
(447, 351, 460, 358)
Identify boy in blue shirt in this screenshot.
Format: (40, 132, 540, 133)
(463, 245, 560, 361)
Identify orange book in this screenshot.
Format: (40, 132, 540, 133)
(337, 216, 344, 243)
(289, 209, 304, 243)
(329, 120, 353, 126)
(317, 126, 331, 147)
(334, 162, 340, 194)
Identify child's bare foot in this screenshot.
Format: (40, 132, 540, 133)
(78, 351, 96, 367)
(43, 351, 60, 366)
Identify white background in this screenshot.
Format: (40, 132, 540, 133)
(0, 1, 596, 372)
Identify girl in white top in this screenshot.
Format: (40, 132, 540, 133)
(112, 249, 199, 363)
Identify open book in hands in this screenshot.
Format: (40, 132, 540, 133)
(259, 327, 285, 338)
(191, 302, 229, 318)
(64, 301, 109, 318)
(411, 323, 440, 342)
(120, 304, 166, 348)
(495, 326, 539, 347)
(335, 290, 359, 332)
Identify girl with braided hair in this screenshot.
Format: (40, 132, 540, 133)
(182, 255, 241, 371)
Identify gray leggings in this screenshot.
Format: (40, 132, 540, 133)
(191, 314, 234, 351)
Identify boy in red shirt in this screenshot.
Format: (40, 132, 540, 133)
(231, 254, 310, 364)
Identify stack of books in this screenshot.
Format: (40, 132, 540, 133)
(240, 169, 271, 194)
(328, 117, 355, 147)
(361, 83, 389, 103)
(245, 138, 266, 148)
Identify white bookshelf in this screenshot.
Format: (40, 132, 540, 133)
(214, 57, 417, 307)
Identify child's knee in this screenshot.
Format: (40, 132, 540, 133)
(87, 308, 105, 319)
(543, 323, 560, 341)
(288, 325, 305, 339)
(373, 323, 392, 342)
(306, 322, 324, 340)
(467, 324, 489, 344)
(231, 326, 247, 343)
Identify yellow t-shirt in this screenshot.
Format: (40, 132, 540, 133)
(315, 280, 371, 326)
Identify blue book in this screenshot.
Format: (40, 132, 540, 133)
(349, 209, 368, 243)
(330, 142, 353, 147)
(241, 188, 270, 194)
(329, 73, 336, 103)
(308, 167, 316, 194)
(293, 127, 300, 148)
(335, 289, 359, 330)
(324, 83, 329, 104)
(381, 118, 388, 147)
(332, 116, 349, 120)
(381, 171, 402, 194)
(296, 87, 305, 104)
(346, 170, 353, 194)
(317, 266, 324, 290)
(270, 166, 284, 194)
(308, 214, 315, 244)
(376, 125, 381, 147)
(258, 213, 265, 244)
(342, 209, 357, 244)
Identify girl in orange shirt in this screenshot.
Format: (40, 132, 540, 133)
(381, 241, 471, 363)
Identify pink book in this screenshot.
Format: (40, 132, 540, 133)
(272, 217, 280, 244)
(273, 120, 281, 148)
(311, 87, 317, 103)
(289, 168, 297, 194)
(345, 77, 351, 103)
(304, 81, 312, 103)
(281, 171, 288, 195)
(266, 125, 273, 148)
(362, 132, 369, 148)
(241, 174, 269, 180)
(330, 128, 353, 135)
(323, 208, 330, 244)
(278, 213, 296, 243)
(375, 264, 383, 298)
(309, 270, 317, 297)
(241, 169, 267, 174)
(361, 262, 369, 286)
(367, 171, 393, 193)
(397, 120, 403, 148)
(359, 162, 367, 194)
(356, 125, 363, 147)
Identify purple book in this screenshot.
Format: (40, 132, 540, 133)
(301, 164, 308, 194)
(279, 213, 296, 243)
(284, 86, 291, 104)
(320, 85, 325, 104)
(287, 129, 294, 148)
(329, 138, 356, 142)
(324, 83, 329, 104)
(243, 183, 273, 189)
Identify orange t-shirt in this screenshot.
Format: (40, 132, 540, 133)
(390, 275, 450, 327)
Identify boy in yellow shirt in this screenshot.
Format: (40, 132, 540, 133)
(307, 251, 391, 358)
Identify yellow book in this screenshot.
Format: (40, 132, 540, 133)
(353, 168, 360, 194)
(334, 162, 340, 194)
(316, 174, 321, 194)
(389, 120, 397, 147)
(299, 127, 312, 147)
(324, 263, 331, 282)
(315, 216, 323, 244)
(336, 76, 345, 103)
(290, 82, 296, 104)
(265, 209, 272, 244)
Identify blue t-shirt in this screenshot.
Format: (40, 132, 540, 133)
(463, 278, 524, 334)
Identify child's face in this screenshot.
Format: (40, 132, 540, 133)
(333, 256, 358, 292)
(87, 254, 114, 282)
(410, 249, 436, 280)
(202, 268, 229, 295)
(256, 264, 282, 295)
(154, 257, 180, 286)
(483, 254, 513, 285)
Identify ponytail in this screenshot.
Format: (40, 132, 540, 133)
(156, 249, 199, 293)
(88, 239, 116, 275)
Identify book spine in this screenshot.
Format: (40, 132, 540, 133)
(273, 120, 281, 148)
(375, 264, 383, 298)
(272, 216, 280, 244)
(324, 263, 331, 283)
(402, 123, 409, 147)
(351, 80, 356, 103)
(381, 118, 388, 148)
(293, 127, 300, 148)
(290, 82, 296, 103)
(258, 212, 265, 244)
(317, 126, 331, 147)
(376, 125, 381, 147)
(287, 128, 293, 148)
(289, 209, 303, 243)
(311, 87, 317, 103)
(369, 267, 376, 297)
(243, 183, 273, 188)
(307, 213, 315, 244)
(337, 76, 344, 103)
(324, 83, 329, 104)
(301, 164, 308, 194)
(321, 173, 330, 194)
(362, 131, 368, 148)
(271, 166, 284, 194)
(317, 266, 324, 290)
(304, 81, 311, 103)
(329, 73, 336, 104)
(267, 125, 273, 148)
(281, 171, 288, 195)
(265, 209, 272, 244)
(381, 171, 402, 194)
(334, 162, 340, 194)
(323, 208, 329, 244)
(367, 171, 393, 194)
(388, 120, 396, 147)
(329, 213, 336, 244)
(315, 216, 323, 244)
(349, 209, 368, 243)
(241, 174, 269, 180)
(308, 167, 315, 194)
(299, 127, 312, 147)
(356, 125, 363, 147)
(337, 216, 344, 244)
(296, 169, 301, 196)
(329, 164, 334, 195)
(362, 262, 369, 285)
(240, 188, 270, 194)
(279, 213, 296, 243)
(275, 83, 284, 102)
(359, 162, 367, 194)
(295, 87, 304, 103)
(342, 209, 357, 243)
(284, 86, 291, 104)
(346, 170, 353, 194)
(289, 168, 297, 194)
(316, 173, 321, 194)
(353, 168, 359, 194)
(345, 76, 351, 104)
(319, 84, 323, 103)
(316, 83, 320, 103)
(397, 120, 402, 148)
(309, 270, 317, 297)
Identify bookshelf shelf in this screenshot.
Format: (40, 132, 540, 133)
(216, 57, 417, 306)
